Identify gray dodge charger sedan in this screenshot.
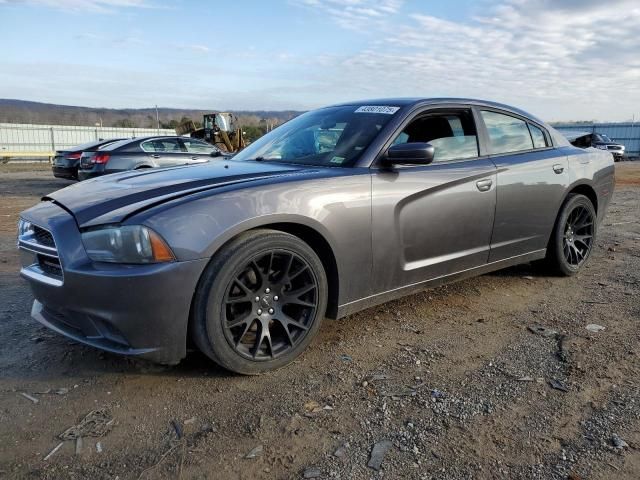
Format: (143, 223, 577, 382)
(18, 98, 614, 374)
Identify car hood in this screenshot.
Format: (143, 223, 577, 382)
(45, 161, 315, 227)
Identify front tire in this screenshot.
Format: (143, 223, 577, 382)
(544, 194, 596, 276)
(191, 230, 328, 374)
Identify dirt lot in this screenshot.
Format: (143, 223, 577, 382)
(0, 163, 638, 480)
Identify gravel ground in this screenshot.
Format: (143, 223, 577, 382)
(0, 162, 638, 479)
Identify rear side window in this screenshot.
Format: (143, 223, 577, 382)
(141, 138, 184, 153)
(528, 123, 548, 149)
(481, 111, 534, 154)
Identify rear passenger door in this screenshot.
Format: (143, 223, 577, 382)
(179, 138, 218, 163)
(478, 109, 569, 262)
(141, 138, 190, 168)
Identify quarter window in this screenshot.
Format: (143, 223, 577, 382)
(481, 111, 534, 154)
(528, 123, 548, 149)
(392, 111, 479, 162)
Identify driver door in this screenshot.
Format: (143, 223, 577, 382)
(371, 108, 497, 293)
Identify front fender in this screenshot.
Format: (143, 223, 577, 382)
(137, 175, 373, 306)
(196, 213, 340, 261)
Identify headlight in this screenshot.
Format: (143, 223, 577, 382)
(81, 225, 175, 264)
(17, 218, 34, 238)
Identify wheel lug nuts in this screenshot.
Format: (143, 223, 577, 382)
(268, 308, 274, 314)
(257, 309, 263, 315)
(273, 295, 279, 301)
(265, 288, 271, 293)
(255, 296, 260, 302)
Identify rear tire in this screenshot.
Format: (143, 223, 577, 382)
(191, 229, 328, 374)
(543, 194, 596, 276)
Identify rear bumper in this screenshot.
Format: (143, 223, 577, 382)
(52, 165, 77, 179)
(77, 164, 106, 180)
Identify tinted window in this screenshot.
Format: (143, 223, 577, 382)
(142, 138, 183, 153)
(528, 123, 547, 149)
(181, 139, 217, 154)
(481, 111, 533, 154)
(392, 111, 479, 162)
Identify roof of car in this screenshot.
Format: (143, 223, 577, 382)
(328, 98, 545, 124)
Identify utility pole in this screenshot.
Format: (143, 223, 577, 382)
(155, 105, 160, 133)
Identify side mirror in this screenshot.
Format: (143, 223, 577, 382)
(385, 142, 435, 165)
(210, 150, 223, 157)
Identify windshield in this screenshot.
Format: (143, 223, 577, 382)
(231, 105, 400, 167)
(594, 133, 613, 143)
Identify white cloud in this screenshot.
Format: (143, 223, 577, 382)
(180, 44, 210, 53)
(297, 0, 640, 120)
(292, 0, 403, 31)
(3, 0, 153, 13)
(2, 0, 639, 120)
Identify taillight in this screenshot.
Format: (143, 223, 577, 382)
(93, 153, 110, 164)
(65, 152, 82, 160)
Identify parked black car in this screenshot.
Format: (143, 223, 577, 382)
(52, 139, 124, 179)
(566, 131, 626, 161)
(77, 136, 222, 180)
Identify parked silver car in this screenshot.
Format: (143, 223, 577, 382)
(77, 136, 222, 180)
(18, 98, 614, 374)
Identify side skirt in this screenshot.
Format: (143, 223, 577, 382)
(336, 249, 546, 319)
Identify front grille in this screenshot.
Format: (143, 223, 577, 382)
(38, 255, 63, 277)
(33, 225, 55, 247)
(607, 145, 622, 151)
(18, 223, 64, 285)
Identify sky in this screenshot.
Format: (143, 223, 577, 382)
(0, 0, 639, 121)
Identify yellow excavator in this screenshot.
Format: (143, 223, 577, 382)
(176, 112, 245, 153)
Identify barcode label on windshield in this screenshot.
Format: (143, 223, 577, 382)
(355, 106, 400, 115)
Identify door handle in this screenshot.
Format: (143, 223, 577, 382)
(191, 156, 199, 160)
(476, 179, 493, 192)
(151, 154, 160, 159)
(553, 164, 564, 174)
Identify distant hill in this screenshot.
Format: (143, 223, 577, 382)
(0, 99, 302, 129)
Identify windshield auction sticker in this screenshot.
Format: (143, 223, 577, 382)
(355, 106, 400, 114)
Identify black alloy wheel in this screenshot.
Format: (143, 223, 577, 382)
(544, 193, 597, 276)
(562, 204, 594, 267)
(192, 230, 327, 374)
(222, 250, 318, 360)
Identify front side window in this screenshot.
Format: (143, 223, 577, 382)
(391, 110, 479, 162)
(481, 111, 534, 154)
(231, 105, 399, 167)
(181, 139, 216, 154)
(528, 123, 548, 149)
